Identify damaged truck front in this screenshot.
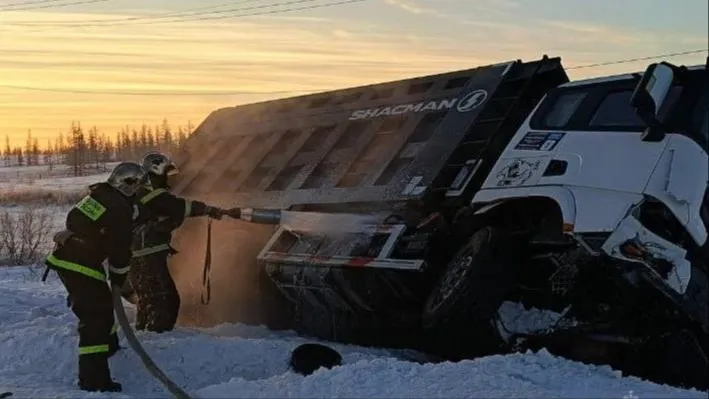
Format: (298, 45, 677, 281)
(170, 55, 708, 391)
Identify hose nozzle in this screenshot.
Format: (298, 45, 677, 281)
(239, 207, 282, 225)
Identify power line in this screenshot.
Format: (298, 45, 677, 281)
(0, 0, 66, 8)
(98, 0, 266, 22)
(566, 48, 708, 70)
(5, 0, 264, 24)
(0, 0, 111, 12)
(5, 0, 365, 26)
(0, 49, 706, 96)
(0, 83, 323, 95)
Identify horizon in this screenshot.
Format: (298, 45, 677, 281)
(1, 0, 707, 148)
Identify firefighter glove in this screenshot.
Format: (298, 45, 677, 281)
(109, 270, 127, 288)
(154, 217, 180, 233)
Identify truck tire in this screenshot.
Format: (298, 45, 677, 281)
(421, 225, 520, 357)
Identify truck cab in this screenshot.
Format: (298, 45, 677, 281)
(473, 60, 708, 295)
(458, 60, 708, 390)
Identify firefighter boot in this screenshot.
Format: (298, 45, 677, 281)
(77, 354, 122, 392)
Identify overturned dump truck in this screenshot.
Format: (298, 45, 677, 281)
(171, 55, 709, 390)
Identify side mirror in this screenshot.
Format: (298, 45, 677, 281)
(630, 62, 676, 142)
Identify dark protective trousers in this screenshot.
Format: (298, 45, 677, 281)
(127, 251, 180, 333)
(55, 269, 120, 387)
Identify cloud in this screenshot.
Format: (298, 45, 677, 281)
(0, 7, 705, 146)
(383, 0, 439, 15)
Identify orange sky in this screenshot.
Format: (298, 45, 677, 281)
(1, 0, 707, 148)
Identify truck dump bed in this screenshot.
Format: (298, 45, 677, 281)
(171, 56, 569, 211)
(167, 56, 569, 335)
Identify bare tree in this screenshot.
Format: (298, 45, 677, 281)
(3, 134, 10, 167)
(67, 121, 87, 176)
(0, 207, 52, 266)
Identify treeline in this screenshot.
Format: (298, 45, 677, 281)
(2, 119, 196, 176)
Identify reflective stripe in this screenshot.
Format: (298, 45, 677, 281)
(46, 254, 105, 281)
(79, 344, 109, 355)
(139, 188, 167, 204)
(111, 323, 119, 335)
(184, 200, 192, 218)
(75, 195, 106, 221)
(132, 243, 171, 258)
(108, 264, 130, 274)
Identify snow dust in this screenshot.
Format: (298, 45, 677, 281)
(168, 208, 279, 329)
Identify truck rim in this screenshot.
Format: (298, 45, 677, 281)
(426, 251, 475, 314)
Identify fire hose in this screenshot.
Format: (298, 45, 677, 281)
(108, 208, 282, 398)
(111, 285, 195, 399)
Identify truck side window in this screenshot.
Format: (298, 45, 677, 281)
(543, 91, 587, 128)
(589, 90, 645, 127)
(589, 86, 682, 129)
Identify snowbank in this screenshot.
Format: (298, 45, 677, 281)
(0, 265, 703, 399)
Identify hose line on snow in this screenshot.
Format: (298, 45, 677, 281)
(110, 285, 195, 399)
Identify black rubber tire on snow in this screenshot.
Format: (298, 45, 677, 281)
(421, 225, 520, 358)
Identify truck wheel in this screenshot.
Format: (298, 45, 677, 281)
(421, 225, 520, 350)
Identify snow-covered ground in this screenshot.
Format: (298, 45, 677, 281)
(0, 265, 704, 399)
(1, 164, 706, 398)
(0, 163, 115, 190)
(0, 163, 115, 260)
(0, 164, 114, 209)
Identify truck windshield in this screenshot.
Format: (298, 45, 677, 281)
(532, 69, 707, 148)
(539, 85, 681, 130)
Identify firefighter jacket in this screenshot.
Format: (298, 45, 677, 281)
(45, 182, 136, 284)
(131, 186, 211, 258)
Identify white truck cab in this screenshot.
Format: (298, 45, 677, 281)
(472, 60, 709, 296)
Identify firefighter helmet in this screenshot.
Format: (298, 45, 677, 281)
(141, 152, 179, 177)
(107, 162, 149, 197)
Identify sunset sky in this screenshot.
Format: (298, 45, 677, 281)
(1, 0, 707, 148)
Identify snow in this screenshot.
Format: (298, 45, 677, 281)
(0, 265, 703, 399)
(0, 164, 114, 261)
(495, 301, 578, 341)
(0, 165, 706, 399)
(0, 164, 116, 219)
(0, 163, 116, 192)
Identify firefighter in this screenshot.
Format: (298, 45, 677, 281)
(126, 151, 240, 333)
(44, 162, 149, 392)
